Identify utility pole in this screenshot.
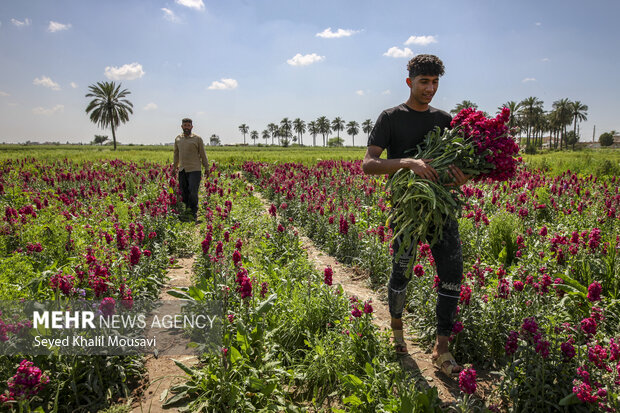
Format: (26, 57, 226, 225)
(592, 125, 596, 142)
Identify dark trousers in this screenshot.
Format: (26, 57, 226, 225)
(178, 170, 201, 218)
(388, 218, 462, 337)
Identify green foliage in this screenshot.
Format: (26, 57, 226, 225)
(599, 131, 614, 146)
(487, 211, 519, 267)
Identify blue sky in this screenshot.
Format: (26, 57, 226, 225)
(1, 0, 618, 145)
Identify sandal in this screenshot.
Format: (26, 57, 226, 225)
(393, 329, 408, 355)
(432, 352, 461, 376)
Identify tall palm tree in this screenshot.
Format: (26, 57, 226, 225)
(362, 119, 374, 140)
(280, 118, 292, 146)
(450, 100, 478, 115)
(331, 117, 345, 139)
(346, 120, 359, 146)
(316, 116, 331, 147)
(498, 101, 522, 132)
(293, 118, 306, 146)
(551, 98, 572, 149)
(308, 121, 318, 147)
(519, 96, 544, 147)
(251, 130, 259, 145)
(570, 101, 588, 145)
(262, 129, 270, 145)
(238, 124, 249, 145)
(85, 81, 133, 150)
(267, 123, 277, 145)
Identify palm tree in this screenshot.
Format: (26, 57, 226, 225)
(293, 118, 306, 146)
(238, 124, 249, 145)
(498, 101, 522, 132)
(450, 100, 478, 115)
(308, 121, 318, 147)
(316, 116, 331, 147)
(570, 101, 588, 147)
(280, 118, 292, 146)
(331, 117, 345, 139)
(362, 119, 374, 140)
(519, 96, 544, 147)
(267, 123, 277, 145)
(251, 130, 259, 145)
(551, 98, 572, 149)
(85, 81, 133, 150)
(346, 120, 359, 146)
(262, 129, 270, 145)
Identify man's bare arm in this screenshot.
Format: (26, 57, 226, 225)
(362, 145, 439, 182)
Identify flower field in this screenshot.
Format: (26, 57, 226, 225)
(0, 148, 618, 412)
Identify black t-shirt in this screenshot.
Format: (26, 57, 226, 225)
(367, 103, 452, 159)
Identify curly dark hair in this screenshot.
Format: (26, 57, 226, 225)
(407, 54, 445, 78)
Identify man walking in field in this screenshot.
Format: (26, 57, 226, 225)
(173, 118, 209, 222)
(362, 54, 467, 376)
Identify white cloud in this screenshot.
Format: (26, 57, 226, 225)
(32, 104, 64, 115)
(48, 21, 71, 32)
(383, 47, 414, 58)
(541, 57, 550, 62)
(104, 63, 145, 80)
(0, 91, 9, 97)
(207, 78, 238, 90)
(11, 18, 31, 27)
(404, 35, 437, 46)
(286, 53, 325, 66)
(143, 102, 158, 111)
(70, 82, 78, 88)
(535, 22, 542, 26)
(356, 90, 365, 96)
(175, 0, 205, 11)
(522, 77, 536, 83)
(162, 8, 181, 23)
(316, 27, 359, 38)
(33, 76, 61, 91)
(382, 89, 391, 95)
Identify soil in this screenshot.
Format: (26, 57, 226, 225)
(131, 246, 199, 412)
(252, 193, 464, 405)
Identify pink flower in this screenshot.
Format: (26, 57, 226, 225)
(129, 245, 141, 266)
(561, 341, 576, 360)
(363, 300, 373, 314)
(413, 264, 425, 278)
(227, 314, 234, 323)
(5, 360, 49, 401)
(535, 340, 551, 358)
(460, 284, 471, 305)
(260, 282, 268, 298)
(232, 250, 242, 266)
(324, 266, 333, 286)
(587, 281, 602, 302)
(452, 321, 463, 334)
(513, 280, 524, 292)
(99, 297, 116, 317)
(458, 367, 477, 395)
(351, 306, 362, 318)
(505, 331, 519, 355)
(581, 317, 597, 336)
(573, 382, 597, 403)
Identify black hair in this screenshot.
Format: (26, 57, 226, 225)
(182, 118, 192, 124)
(407, 54, 445, 78)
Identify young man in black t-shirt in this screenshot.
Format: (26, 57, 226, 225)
(362, 54, 467, 376)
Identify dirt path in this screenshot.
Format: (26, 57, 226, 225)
(132, 244, 199, 412)
(254, 193, 461, 404)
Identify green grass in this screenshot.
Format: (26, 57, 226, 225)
(522, 148, 620, 176)
(0, 144, 367, 164)
(1, 144, 618, 176)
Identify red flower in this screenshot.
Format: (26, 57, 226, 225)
(458, 367, 477, 395)
(324, 266, 333, 286)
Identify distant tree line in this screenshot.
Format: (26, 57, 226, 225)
(238, 117, 375, 147)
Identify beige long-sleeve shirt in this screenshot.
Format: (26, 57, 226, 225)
(173, 134, 209, 172)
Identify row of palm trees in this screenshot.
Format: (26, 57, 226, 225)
(238, 117, 375, 147)
(451, 97, 589, 150)
(84, 80, 588, 152)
